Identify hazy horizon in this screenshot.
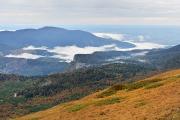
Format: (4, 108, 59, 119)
(1, 25, 179, 46)
(1, 24, 180, 31)
(1, 0, 180, 25)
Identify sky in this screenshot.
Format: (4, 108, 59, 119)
(0, 0, 180, 25)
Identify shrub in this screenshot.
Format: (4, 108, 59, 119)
(97, 78, 162, 98)
(125, 79, 161, 91)
(30, 118, 39, 120)
(26, 104, 53, 113)
(95, 97, 121, 106)
(134, 100, 147, 108)
(144, 82, 163, 89)
(97, 84, 125, 98)
(67, 104, 88, 112)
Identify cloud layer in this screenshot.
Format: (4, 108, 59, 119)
(6, 45, 117, 62)
(94, 33, 166, 49)
(5, 53, 43, 59)
(5, 33, 166, 62)
(0, 0, 180, 25)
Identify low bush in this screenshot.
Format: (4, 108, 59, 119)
(95, 97, 121, 106)
(26, 104, 53, 113)
(97, 84, 125, 98)
(67, 104, 88, 112)
(125, 78, 161, 91)
(134, 100, 147, 108)
(144, 82, 163, 89)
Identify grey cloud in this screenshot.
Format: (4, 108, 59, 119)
(0, 0, 180, 25)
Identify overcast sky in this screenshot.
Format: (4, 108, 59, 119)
(0, 0, 180, 25)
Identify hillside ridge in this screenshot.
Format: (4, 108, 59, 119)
(16, 69, 180, 120)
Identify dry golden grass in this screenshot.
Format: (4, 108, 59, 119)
(15, 69, 180, 120)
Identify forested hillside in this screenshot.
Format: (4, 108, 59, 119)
(0, 62, 156, 119)
(0, 44, 180, 119)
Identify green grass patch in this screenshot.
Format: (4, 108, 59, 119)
(172, 111, 180, 120)
(97, 84, 125, 98)
(97, 78, 163, 98)
(95, 97, 121, 106)
(26, 104, 53, 113)
(62, 103, 73, 108)
(30, 118, 39, 120)
(175, 75, 180, 78)
(67, 104, 89, 112)
(125, 78, 161, 91)
(134, 100, 147, 108)
(144, 82, 164, 89)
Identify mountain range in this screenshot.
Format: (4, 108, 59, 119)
(0, 27, 179, 76)
(0, 27, 137, 76)
(0, 27, 180, 119)
(0, 27, 134, 52)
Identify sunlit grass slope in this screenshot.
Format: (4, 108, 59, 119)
(16, 69, 180, 120)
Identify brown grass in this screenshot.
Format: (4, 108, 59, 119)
(15, 69, 180, 120)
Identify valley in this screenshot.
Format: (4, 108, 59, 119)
(0, 62, 156, 119)
(1, 0, 180, 120)
(0, 27, 177, 76)
(0, 27, 179, 120)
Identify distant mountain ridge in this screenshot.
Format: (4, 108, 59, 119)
(0, 27, 135, 76)
(0, 27, 135, 51)
(0, 27, 179, 76)
(73, 50, 147, 65)
(145, 44, 180, 69)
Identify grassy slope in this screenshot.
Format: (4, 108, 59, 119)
(0, 63, 156, 119)
(16, 69, 180, 120)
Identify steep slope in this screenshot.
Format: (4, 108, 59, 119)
(16, 69, 180, 120)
